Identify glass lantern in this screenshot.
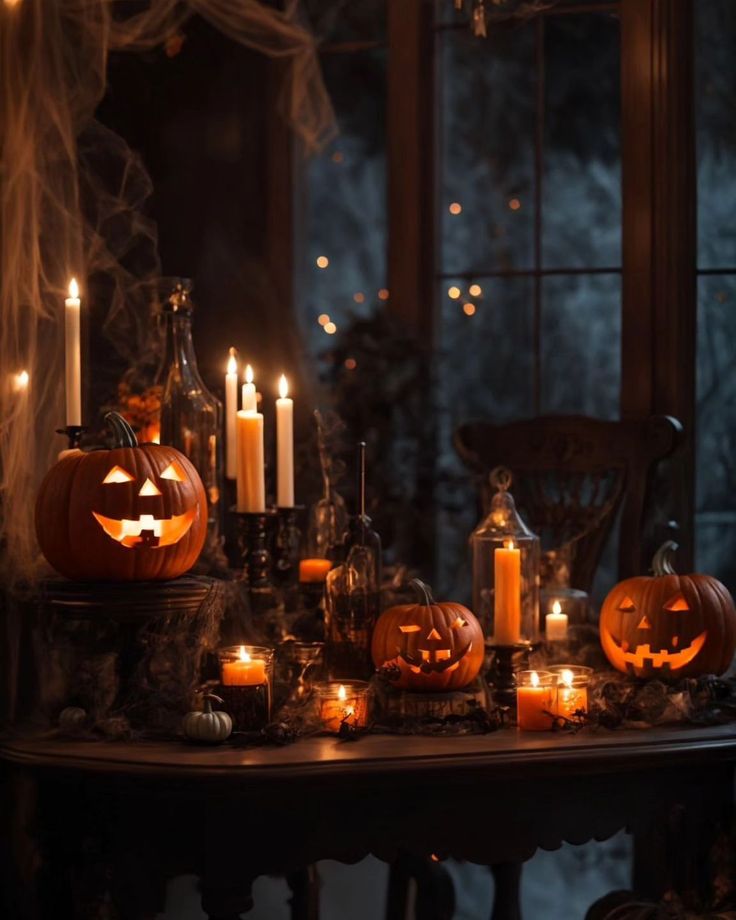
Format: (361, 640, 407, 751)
(470, 468, 540, 643)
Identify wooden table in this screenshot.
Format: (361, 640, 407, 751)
(2, 723, 735, 919)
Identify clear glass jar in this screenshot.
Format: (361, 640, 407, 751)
(470, 468, 540, 643)
(216, 644, 274, 731)
(314, 680, 370, 733)
(155, 279, 223, 549)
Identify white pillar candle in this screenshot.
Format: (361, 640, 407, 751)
(64, 278, 81, 426)
(225, 348, 238, 480)
(276, 374, 294, 508)
(241, 364, 256, 413)
(545, 600, 569, 641)
(236, 409, 265, 512)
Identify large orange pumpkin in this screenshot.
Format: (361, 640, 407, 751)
(599, 541, 736, 679)
(371, 579, 485, 691)
(35, 412, 207, 581)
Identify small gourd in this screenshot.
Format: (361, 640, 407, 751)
(58, 706, 88, 733)
(183, 694, 232, 744)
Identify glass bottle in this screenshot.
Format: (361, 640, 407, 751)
(470, 467, 540, 643)
(155, 278, 224, 550)
(324, 442, 382, 679)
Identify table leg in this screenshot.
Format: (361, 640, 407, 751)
(489, 863, 523, 920)
(1, 765, 41, 920)
(286, 865, 320, 920)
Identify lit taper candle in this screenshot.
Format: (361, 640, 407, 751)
(225, 348, 238, 480)
(242, 364, 256, 413)
(65, 278, 81, 426)
(276, 374, 294, 507)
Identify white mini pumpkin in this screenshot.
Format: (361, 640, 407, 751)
(183, 694, 232, 744)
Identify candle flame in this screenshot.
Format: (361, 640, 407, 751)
(338, 684, 346, 701)
(239, 645, 251, 663)
(279, 374, 288, 399)
(227, 349, 237, 375)
(552, 600, 562, 616)
(13, 370, 29, 391)
(530, 670, 539, 688)
(68, 278, 79, 299)
(561, 668, 574, 689)
(504, 539, 515, 550)
(245, 364, 254, 384)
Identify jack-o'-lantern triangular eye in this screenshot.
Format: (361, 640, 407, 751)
(451, 617, 467, 629)
(160, 461, 185, 482)
(618, 596, 636, 612)
(664, 594, 689, 612)
(103, 465, 135, 484)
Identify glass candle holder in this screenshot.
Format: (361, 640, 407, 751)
(541, 588, 590, 639)
(516, 670, 557, 731)
(470, 470, 540, 644)
(216, 645, 274, 731)
(315, 680, 370, 733)
(548, 665, 592, 719)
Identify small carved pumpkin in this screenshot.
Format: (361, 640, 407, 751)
(35, 412, 207, 581)
(183, 694, 232, 744)
(600, 541, 736, 679)
(371, 579, 485, 691)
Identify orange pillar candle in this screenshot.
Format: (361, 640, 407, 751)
(516, 670, 556, 731)
(221, 645, 267, 686)
(494, 539, 521, 643)
(299, 558, 332, 583)
(236, 408, 265, 512)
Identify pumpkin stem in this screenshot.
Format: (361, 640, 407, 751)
(410, 578, 435, 606)
(202, 692, 224, 715)
(105, 411, 138, 448)
(652, 541, 679, 576)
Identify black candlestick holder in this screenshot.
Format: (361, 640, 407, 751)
(486, 641, 533, 710)
(234, 509, 279, 614)
(273, 505, 303, 588)
(56, 425, 86, 451)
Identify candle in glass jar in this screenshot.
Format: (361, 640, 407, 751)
(276, 374, 294, 508)
(241, 364, 256, 413)
(319, 683, 368, 733)
(65, 278, 81, 427)
(236, 408, 265, 513)
(545, 600, 569, 641)
(554, 668, 588, 719)
(225, 348, 238, 480)
(494, 539, 521, 643)
(516, 670, 555, 731)
(221, 646, 267, 686)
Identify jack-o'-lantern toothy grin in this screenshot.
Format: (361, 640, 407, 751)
(399, 642, 472, 674)
(601, 630, 707, 671)
(92, 509, 197, 548)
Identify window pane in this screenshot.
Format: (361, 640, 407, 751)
(435, 277, 535, 595)
(543, 13, 621, 268)
(439, 24, 536, 274)
(540, 273, 621, 417)
(696, 275, 736, 587)
(696, 0, 736, 270)
(300, 49, 387, 358)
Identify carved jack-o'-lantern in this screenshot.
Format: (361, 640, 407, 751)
(371, 579, 485, 691)
(35, 412, 207, 581)
(599, 541, 736, 679)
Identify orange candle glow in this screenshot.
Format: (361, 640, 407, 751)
(299, 558, 332, 583)
(517, 670, 555, 731)
(318, 682, 368, 733)
(554, 668, 588, 719)
(221, 646, 267, 686)
(494, 539, 521, 643)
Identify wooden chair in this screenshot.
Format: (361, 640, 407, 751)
(454, 413, 683, 920)
(454, 414, 684, 592)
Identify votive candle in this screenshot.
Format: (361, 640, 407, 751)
(516, 670, 556, 731)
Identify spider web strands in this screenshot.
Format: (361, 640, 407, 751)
(0, 0, 334, 585)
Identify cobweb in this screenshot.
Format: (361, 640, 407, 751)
(0, 0, 334, 586)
